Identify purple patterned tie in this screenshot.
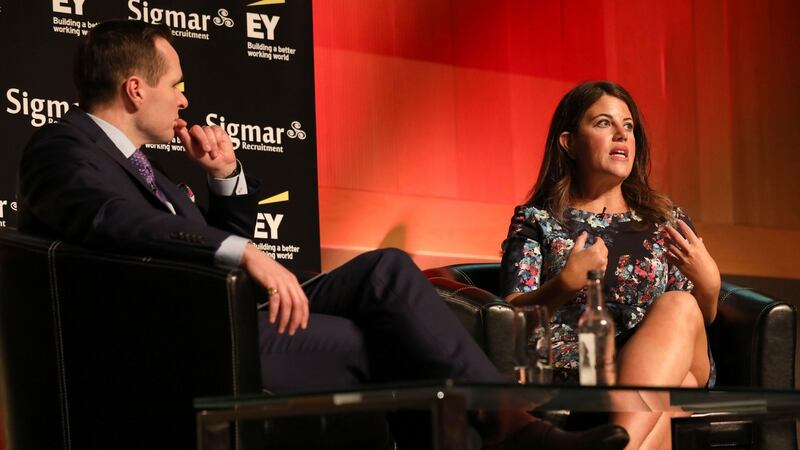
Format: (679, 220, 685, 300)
(129, 149, 169, 205)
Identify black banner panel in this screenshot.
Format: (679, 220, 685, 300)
(0, 0, 320, 271)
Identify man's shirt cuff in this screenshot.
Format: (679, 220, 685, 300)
(214, 235, 250, 267)
(208, 161, 248, 196)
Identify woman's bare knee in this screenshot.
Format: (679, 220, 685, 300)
(645, 291, 704, 332)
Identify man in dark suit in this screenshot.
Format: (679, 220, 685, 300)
(18, 20, 627, 450)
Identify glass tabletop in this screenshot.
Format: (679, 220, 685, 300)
(195, 380, 800, 415)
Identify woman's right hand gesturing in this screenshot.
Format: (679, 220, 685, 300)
(560, 231, 608, 291)
(507, 231, 608, 311)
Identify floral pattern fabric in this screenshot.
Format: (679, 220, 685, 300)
(500, 205, 710, 384)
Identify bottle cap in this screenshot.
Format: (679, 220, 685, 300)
(587, 270, 603, 280)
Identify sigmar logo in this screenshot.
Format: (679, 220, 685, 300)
(5, 87, 73, 127)
(128, 0, 235, 40)
(205, 113, 306, 152)
(0, 200, 16, 228)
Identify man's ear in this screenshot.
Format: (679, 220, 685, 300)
(123, 76, 145, 106)
(559, 132, 575, 160)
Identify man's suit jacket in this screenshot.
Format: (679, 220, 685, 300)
(18, 108, 260, 264)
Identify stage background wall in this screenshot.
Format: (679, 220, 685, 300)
(0, 0, 320, 271)
(313, 0, 800, 281)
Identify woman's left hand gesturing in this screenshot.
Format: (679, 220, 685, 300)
(664, 220, 720, 287)
(664, 219, 721, 323)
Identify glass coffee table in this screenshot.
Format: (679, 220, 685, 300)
(195, 381, 800, 449)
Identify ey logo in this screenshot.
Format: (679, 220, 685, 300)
(254, 191, 288, 239)
(246, 0, 284, 40)
(52, 0, 85, 15)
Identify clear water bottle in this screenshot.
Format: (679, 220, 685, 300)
(578, 270, 616, 385)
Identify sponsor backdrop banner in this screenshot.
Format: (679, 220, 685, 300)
(0, 0, 321, 271)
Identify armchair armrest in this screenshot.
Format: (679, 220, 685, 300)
(426, 275, 517, 376)
(424, 264, 502, 295)
(708, 282, 797, 388)
(0, 229, 264, 450)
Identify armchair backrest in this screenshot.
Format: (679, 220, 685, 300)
(425, 263, 797, 389)
(0, 229, 264, 450)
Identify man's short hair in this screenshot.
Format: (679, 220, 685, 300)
(74, 20, 173, 110)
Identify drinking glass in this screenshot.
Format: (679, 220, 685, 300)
(512, 305, 553, 384)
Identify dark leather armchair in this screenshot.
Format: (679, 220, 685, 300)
(424, 263, 798, 448)
(0, 228, 265, 450)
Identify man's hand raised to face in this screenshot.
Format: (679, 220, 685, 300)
(174, 119, 237, 178)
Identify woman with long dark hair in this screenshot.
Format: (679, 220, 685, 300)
(500, 81, 720, 449)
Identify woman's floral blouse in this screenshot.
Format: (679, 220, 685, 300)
(500, 205, 711, 384)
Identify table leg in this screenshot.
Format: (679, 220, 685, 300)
(431, 393, 468, 450)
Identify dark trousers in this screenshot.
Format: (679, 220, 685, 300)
(259, 248, 503, 391)
(258, 249, 498, 449)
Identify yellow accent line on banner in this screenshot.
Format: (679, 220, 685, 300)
(248, 0, 286, 5)
(259, 191, 289, 205)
